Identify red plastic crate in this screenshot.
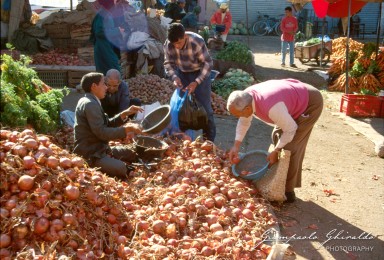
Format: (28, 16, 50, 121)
(380, 97, 384, 118)
(340, 94, 383, 118)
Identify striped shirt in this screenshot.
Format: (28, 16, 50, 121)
(164, 32, 212, 84)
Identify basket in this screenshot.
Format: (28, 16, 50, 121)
(43, 23, 71, 39)
(232, 150, 269, 181)
(340, 94, 383, 118)
(36, 70, 68, 88)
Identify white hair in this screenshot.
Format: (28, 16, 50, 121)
(226, 90, 252, 111)
(105, 69, 122, 81)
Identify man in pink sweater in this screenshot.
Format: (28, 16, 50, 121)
(280, 6, 298, 67)
(227, 79, 323, 203)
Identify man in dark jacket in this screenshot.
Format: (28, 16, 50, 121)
(73, 72, 143, 179)
(181, 6, 201, 32)
(164, 0, 186, 23)
(101, 69, 141, 118)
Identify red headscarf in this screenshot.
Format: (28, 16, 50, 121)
(97, 0, 114, 10)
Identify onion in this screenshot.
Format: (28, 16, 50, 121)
(59, 157, 72, 169)
(107, 214, 117, 224)
(23, 156, 36, 169)
(242, 209, 254, 220)
(13, 224, 28, 239)
(227, 189, 238, 200)
(0, 234, 11, 248)
(41, 180, 52, 191)
(201, 246, 215, 256)
(62, 213, 75, 225)
(64, 168, 77, 180)
(4, 199, 17, 211)
(71, 157, 84, 168)
(209, 223, 223, 232)
(3, 141, 15, 151)
(18, 175, 35, 191)
(37, 135, 50, 146)
(203, 198, 215, 209)
(20, 129, 35, 138)
(206, 215, 218, 226)
(23, 138, 38, 150)
(153, 220, 166, 235)
(12, 144, 28, 157)
(51, 219, 64, 231)
(46, 156, 59, 169)
(64, 184, 80, 200)
(117, 235, 128, 245)
(0, 129, 11, 140)
(214, 195, 226, 208)
(34, 217, 50, 234)
(138, 221, 149, 231)
(0, 208, 9, 219)
(9, 131, 19, 142)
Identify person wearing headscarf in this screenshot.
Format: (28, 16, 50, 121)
(210, 2, 232, 42)
(90, 0, 123, 75)
(181, 6, 201, 32)
(164, 0, 187, 23)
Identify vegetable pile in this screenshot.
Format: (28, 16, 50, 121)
(31, 49, 93, 66)
(127, 74, 229, 115)
(0, 53, 67, 133)
(212, 68, 255, 100)
(328, 38, 383, 93)
(228, 22, 249, 35)
(1, 129, 277, 259)
(215, 41, 254, 65)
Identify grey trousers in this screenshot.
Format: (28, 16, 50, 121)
(272, 84, 323, 192)
(92, 146, 137, 180)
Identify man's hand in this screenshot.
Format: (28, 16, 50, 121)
(186, 81, 198, 94)
(173, 77, 183, 89)
(267, 150, 280, 167)
(229, 143, 241, 163)
(121, 105, 144, 120)
(123, 122, 142, 134)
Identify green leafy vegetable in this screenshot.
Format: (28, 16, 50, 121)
(215, 41, 253, 65)
(0, 52, 68, 133)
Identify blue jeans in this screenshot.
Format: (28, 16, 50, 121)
(281, 41, 295, 65)
(177, 70, 216, 142)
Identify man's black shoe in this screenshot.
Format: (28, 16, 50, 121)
(285, 191, 296, 203)
(290, 64, 298, 68)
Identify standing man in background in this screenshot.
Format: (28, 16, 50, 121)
(280, 6, 298, 68)
(210, 3, 232, 42)
(164, 23, 216, 141)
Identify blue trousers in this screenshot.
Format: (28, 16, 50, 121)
(177, 70, 216, 142)
(281, 40, 295, 65)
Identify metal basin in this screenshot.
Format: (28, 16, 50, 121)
(141, 105, 171, 135)
(134, 135, 168, 162)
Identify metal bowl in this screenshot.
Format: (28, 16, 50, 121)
(134, 135, 169, 162)
(141, 105, 171, 134)
(232, 150, 269, 181)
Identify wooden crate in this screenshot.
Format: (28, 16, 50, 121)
(43, 23, 71, 39)
(68, 70, 92, 88)
(36, 70, 68, 88)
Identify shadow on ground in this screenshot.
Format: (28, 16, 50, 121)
(274, 200, 384, 260)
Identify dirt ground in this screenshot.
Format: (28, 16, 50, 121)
(229, 35, 384, 260)
(62, 35, 384, 259)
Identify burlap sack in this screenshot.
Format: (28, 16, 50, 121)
(253, 150, 291, 202)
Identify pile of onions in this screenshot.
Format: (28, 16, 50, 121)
(0, 129, 276, 259)
(127, 74, 228, 115)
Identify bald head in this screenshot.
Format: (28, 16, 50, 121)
(227, 90, 252, 112)
(105, 69, 122, 81)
